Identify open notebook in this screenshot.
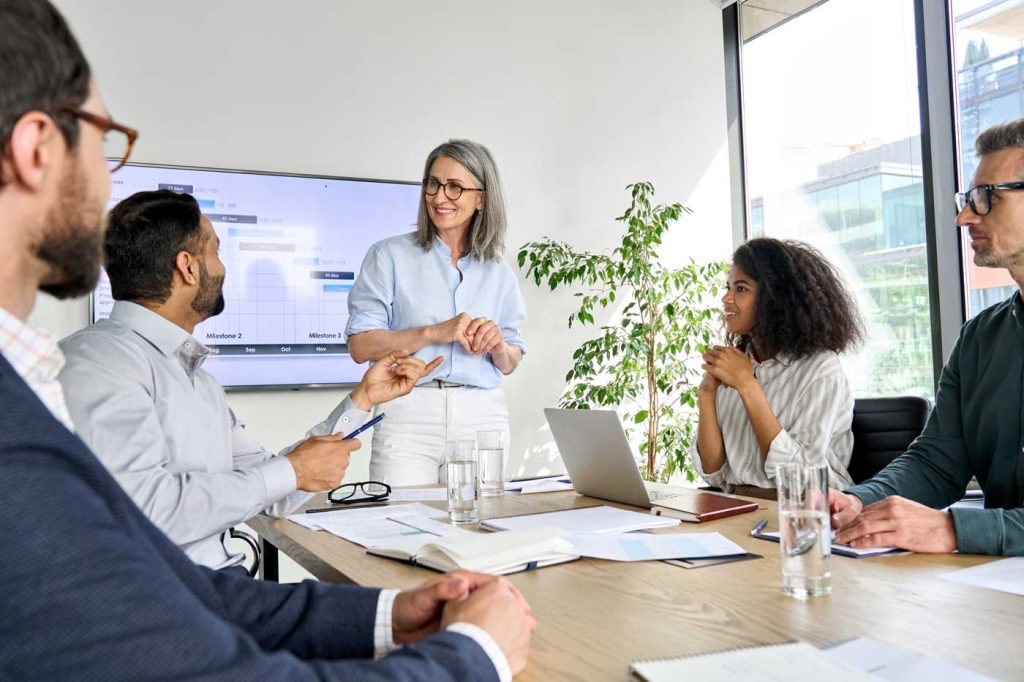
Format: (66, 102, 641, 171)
(368, 526, 580, 575)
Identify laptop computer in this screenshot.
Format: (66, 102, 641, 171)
(544, 407, 693, 508)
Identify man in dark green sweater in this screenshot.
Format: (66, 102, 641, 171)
(830, 118, 1024, 557)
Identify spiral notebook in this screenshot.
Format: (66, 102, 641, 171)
(480, 504, 680, 534)
(630, 642, 875, 681)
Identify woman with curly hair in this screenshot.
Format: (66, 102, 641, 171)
(691, 237, 863, 498)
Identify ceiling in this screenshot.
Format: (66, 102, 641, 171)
(738, 0, 828, 43)
(956, 0, 1024, 40)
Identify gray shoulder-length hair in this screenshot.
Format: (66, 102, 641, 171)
(415, 139, 507, 262)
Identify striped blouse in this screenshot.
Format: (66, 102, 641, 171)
(691, 350, 855, 491)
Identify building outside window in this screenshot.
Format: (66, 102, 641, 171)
(953, 0, 1023, 317)
(739, 0, 934, 397)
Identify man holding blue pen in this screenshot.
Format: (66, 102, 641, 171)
(59, 189, 444, 570)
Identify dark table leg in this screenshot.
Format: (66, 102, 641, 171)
(260, 537, 280, 582)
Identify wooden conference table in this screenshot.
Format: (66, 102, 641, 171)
(248, 490, 1023, 681)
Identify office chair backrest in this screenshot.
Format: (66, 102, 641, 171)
(849, 396, 931, 484)
(228, 527, 261, 577)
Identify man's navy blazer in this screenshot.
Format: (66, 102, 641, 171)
(0, 355, 496, 680)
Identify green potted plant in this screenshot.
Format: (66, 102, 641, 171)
(518, 182, 726, 482)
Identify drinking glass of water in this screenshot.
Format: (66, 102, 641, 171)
(476, 430, 506, 497)
(776, 461, 831, 598)
(446, 441, 478, 524)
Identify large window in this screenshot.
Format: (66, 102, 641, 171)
(738, 0, 934, 398)
(952, 0, 1022, 317)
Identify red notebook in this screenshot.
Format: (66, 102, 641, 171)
(649, 490, 759, 523)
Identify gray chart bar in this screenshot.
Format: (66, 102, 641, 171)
(206, 213, 258, 224)
(158, 183, 193, 193)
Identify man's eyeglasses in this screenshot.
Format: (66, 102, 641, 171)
(424, 176, 485, 201)
(955, 182, 1024, 217)
(327, 480, 391, 505)
(60, 107, 139, 172)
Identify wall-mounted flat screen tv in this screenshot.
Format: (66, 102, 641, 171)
(92, 162, 420, 388)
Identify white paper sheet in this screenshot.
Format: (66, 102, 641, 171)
(287, 503, 467, 549)
(825, 637, 995, 681)
(569, 532, 746, 561)
(631, 642, 874, 682)
(938, 557, 1024, 597)
(387, 488, 448, 501)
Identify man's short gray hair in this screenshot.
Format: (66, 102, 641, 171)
(415, 139, 507, 262)
(976, 117, 1024, 156)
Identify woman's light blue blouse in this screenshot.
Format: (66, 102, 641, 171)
(344, 232, 527, 389)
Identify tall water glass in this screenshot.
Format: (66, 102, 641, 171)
(446, 441, 478, 524)
(776, 461, 831, 598)
(476, 430, 506, 497)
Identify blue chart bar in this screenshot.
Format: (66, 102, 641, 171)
(228, 228, 284, 238)
(294, 257, 320, 266)
(196, 198, 216, 210)
(323, 284, 353, 293)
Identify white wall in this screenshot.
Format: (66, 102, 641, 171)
(41, 0, 733, 482)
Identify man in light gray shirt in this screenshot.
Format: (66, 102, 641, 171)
(60, 189, 441, 569)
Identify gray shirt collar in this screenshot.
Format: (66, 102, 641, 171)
(108, 301, 209, 372)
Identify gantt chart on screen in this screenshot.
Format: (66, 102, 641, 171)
(94, 164, 420, 387)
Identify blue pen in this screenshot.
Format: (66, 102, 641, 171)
(342, 413, 385, 440)
(750, 518, 768, 537)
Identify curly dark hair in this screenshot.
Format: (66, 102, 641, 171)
(727, 238, 863, 360)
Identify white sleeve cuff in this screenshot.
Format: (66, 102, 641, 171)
(763, 429, 803, 479)
(328, 396, 372, 437)
(691, 439, 729, 488)
(446, 622, 512, 682)
(255, 455, 297, 501)
(373, 589, 400, 657)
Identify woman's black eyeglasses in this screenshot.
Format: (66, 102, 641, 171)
(327, 480, 391, 505)
(424, 176, 485, 201)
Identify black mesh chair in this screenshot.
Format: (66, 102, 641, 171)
(849, 396, 931, 484)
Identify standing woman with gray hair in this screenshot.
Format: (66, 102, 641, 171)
(345, 139, 526, 485)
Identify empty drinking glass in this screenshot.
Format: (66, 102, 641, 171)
(476, 430, 506, 497)
(446, 441, 478, 524)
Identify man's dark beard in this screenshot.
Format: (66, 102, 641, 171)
(37, 163, 105, 299)
(191, 259, 225, 319)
